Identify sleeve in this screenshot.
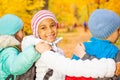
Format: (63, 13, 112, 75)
(72, 54, 80, 60)
(114, 50, 120, 62)
(2, 46, 40, 75)
(21, 35, 35, 51)
(40, 51, 116, 78)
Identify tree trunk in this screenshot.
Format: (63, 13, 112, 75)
(42, 0, 49, 10)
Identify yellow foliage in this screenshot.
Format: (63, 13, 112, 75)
(0, 0, 120, 35)
(0, 0, 44, 35)
(49, 0, 120, 27)
(104, 0, 120, 15)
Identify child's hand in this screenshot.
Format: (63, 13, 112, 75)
(35, 42, 52, 53)
(73, 43, 86, 58)
(115, 62, 120, 76)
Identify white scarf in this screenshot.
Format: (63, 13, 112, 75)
(21, 35, 62, 52)
(0, 35, 20, 48)
(36, 37, 62, 52)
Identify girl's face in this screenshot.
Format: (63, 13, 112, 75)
(38, 18, 57, 42)
(14, 29, 24, 42)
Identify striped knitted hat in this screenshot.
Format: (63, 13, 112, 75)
(31, 10, 58, 38)
(88, 9, 120, 38)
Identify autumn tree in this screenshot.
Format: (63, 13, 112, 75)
(0, 0, 119, 34)
(42, 0, 49, 9)
(0, 0, 45, 35)
(49, 0, 120, 27)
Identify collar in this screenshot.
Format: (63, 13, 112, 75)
(35, 37, 63, 52)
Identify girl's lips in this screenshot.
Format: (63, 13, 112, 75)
(46, 34, 55, 40)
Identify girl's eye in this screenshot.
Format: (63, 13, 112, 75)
(38, 24, 46, 30)
(39, 26, 46, 30)
(51, 25, 55, 27)
(41, 27, 46, 30)
(51, 23, 56, 27)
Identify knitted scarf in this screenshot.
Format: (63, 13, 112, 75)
(83, 37, 119, 59)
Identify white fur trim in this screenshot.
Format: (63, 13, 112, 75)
(21, 35, 62, 51)
(21, 35, 37, 51)
(0, 35, 20, 48)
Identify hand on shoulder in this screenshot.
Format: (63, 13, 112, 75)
(35, 42, 52, 53)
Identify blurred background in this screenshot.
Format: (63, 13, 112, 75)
(0, 0, 120, 57)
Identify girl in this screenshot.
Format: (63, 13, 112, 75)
(0, 14, 44, 80)
(22, 10, 65, 80)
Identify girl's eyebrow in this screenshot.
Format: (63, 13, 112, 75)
(39, 24, 46, 27)
(51, 21, 56, 24)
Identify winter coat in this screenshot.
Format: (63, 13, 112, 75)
(0, 35, 40, 80)
(16, 63, 36, 80)
(70, 37, 119, 80)
(39, 51, 116, 78)
(21, 35, 65, 80)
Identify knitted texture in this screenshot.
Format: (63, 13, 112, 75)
(31, 10, 58, 38)
(88, 9, 120, 38)
(0, 14, 23, 35)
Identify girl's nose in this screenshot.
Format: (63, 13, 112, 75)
(47, 27, 53, 33)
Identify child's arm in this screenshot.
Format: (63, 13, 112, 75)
(40, 51, 115, 78)
(115, 62, 120, 76)
(72, 43, 95, 60)
(37, 42, 115, 78)
(73, 43, 120, 77)
(114, 50, 120, 62)
(72, 43, 86, 59)
(114, 50, 120, 76)
(2, 41, 51, 75)
(2, 45, 40, 75)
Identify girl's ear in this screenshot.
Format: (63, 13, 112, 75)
(14, 30, 24, 42)
(118, 27, 120, 35)
(56, 23, 59, 29)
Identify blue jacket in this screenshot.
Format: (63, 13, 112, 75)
(72, 37, 119, 59)
(83, 37, 119, 59)
(0, 46, 40, 80)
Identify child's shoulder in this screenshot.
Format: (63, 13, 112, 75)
(115, 50, 120, 62)
(23, 35, 35, 40)
(0, 46, 19, 58)
(22, 35, 39, 50)
(57, 47, 65, 56)
(4, 46, 19, 52)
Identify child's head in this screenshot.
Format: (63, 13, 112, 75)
(0, 14, 24, 42)
(88, 9, 120, 43)
(31, 10, 58, 42)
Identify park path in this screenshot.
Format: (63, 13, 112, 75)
(59, 27, 92, 57)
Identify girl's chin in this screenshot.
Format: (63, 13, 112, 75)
(46, 39, 55, 42)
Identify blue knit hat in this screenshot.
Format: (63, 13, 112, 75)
(88, 9, 120, 38)
(0, 14, 23, 35)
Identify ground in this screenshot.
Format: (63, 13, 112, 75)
(58, 26, 92, 58)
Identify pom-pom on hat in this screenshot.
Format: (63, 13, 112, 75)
(0, 14, 23, 35)
(31, 10, 58, 38)
(88, 9, 120, 38)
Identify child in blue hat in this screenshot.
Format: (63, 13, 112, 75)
(69, 9, 120, 80)
(0, 14, 45, 80)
